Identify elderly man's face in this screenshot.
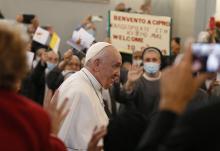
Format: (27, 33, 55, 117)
(98, 46, 122, 89)
(47, 51, 58, 64)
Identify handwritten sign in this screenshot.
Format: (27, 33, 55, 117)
(67, 28, 95, 51)
(109, 11, 172, 56)
(33, 27, 50, 45)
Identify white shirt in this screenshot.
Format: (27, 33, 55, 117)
(57, 68, 108, 151)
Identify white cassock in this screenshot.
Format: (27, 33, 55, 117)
(57, 68, 109, 151)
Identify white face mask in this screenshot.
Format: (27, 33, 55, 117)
(133, 59, 142, 66)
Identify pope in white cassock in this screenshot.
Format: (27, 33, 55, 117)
(57, 42, 122, 151)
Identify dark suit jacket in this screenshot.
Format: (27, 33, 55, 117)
(136, 96, 220, 151)
(31, 61, 47, 105)
(20, 62, 46, 105)
(46, 67, 64, 92)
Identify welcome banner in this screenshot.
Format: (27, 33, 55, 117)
(109, 11, 172, 56)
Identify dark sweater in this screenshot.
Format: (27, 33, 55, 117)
(119, 76, 160, 119)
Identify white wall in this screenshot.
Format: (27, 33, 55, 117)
(0, 0, 146, 53)
(1, 0, 209, 53)
(1, 0, 114, 53)
(217, 0, 220, 12)
(172, 0, 216, 48)
(1, 0, 173, 53)
(172, 0, 196, 43)
(111, 0, 144, 12)
(194, 0, 216, 35)
(216, 0, 220, 20)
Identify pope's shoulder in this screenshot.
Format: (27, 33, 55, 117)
(59, 70, 90, 90)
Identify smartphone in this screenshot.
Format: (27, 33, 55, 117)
(22, 14, 35, 24)
(192, 43, 220, 72)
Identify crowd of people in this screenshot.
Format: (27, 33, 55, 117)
(1, 1, 220, 151)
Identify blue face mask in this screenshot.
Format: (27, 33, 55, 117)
(47, 62, 56, 71)
(144, 62, 160, 74)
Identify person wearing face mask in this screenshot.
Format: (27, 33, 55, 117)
(46, 49, 81, 92)
(29, 50, 58, 105)
(46, 51, 59, 74)
(121, 47, 164, 118)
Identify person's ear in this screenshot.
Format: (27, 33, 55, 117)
(93, 59, 101, 72)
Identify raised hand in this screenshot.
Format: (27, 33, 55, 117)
(40, 51, 48, 64)
(43, 89, 69, 135)
(58, 49, 73, 70)
(82, 16, 92, 25)
(127, 65, 144, 83)
(63, 49, 73, 63)
(124, 65, 143, 92)
(87, 126, 107, 151)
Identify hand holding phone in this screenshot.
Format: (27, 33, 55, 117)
(192, 43, 220, 72)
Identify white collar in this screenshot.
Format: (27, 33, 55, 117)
(81, 68, 102, 92)
(143, 72, 161, 81)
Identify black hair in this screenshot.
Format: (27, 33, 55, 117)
(0, 11, 4, 19)
(172, 37, 181, 45)
(141, 47, 165, 69)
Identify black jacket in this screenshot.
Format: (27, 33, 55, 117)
(31, 61, 47, 105)
(136, 96, 220, 151)
(20, 62, 46, 105)
(46, 67, 64, 92)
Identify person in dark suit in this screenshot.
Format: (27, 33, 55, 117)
(135, 44, 220, 151)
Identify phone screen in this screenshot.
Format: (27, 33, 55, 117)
(192, 43, 220, 72)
